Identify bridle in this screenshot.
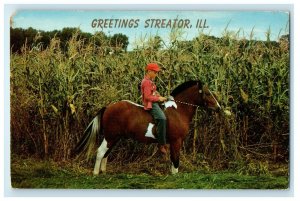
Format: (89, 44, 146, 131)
(172, 88, 221, 109)
(207, 89, 221, 109)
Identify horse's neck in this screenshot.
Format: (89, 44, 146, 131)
(174, 90, 198, 123)
(176, 103, 197, 124)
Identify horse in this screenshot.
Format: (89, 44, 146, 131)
(74, 80, 221, 174)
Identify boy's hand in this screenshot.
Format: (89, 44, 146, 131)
(154, 91, 161, 96)
(159, 96, 167, 102)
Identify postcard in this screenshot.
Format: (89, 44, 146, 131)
(8, 8, 290, 192)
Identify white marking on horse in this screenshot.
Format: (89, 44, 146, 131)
(208, 89, 221, 109)
(93, 138, 109, 175)
(164, 100, 177, 109)
(145, 123, 156, 139)
(100, 157, 108, 172)
(171, 164, 179, 174)
(122, 100, 144, 108)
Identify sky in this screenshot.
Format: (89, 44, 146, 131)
(11, 10, 289, 50)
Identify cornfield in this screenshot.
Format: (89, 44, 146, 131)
(10, 29, 289, 172)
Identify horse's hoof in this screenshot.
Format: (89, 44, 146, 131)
(171, 166, 178, 174)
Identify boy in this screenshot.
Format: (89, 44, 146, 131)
(141, 63, 168, 154)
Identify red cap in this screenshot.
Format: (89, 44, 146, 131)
(146, 63, 160, 72)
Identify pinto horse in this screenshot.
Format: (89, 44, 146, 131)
(74, 80, 221, 174)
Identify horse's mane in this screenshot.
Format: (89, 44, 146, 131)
(171, 80, 203, 97)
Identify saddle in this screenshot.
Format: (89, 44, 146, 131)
(162, 96, 177, 109)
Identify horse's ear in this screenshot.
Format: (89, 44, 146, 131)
(197, 81, 204, 91)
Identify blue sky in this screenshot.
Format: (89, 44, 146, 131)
(12, 10, 289, 50)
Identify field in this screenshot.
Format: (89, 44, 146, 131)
(11, 157, 288, 189)
(10, 28, 290, 189)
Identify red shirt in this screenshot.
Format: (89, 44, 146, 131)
(141, 75, 160, 110)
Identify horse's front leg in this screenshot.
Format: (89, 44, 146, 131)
(170, 139, 182, 174)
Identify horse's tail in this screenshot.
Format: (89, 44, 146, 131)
(73, 107, 106, 160)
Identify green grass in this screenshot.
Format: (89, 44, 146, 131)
(11, 158, 289, 189)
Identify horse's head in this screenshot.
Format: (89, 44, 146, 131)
(197, 84, 221, 111)
(171, 81, 221, 111)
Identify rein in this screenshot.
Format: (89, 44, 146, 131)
(167, 95, 200, 108)
(173, 89, 221, 109)
(174, 100, 200, 108)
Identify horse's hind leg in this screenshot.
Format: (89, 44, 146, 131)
(100, 157, 108, 172)
(93, 137, 119, 175)
(93, 138, 109, 175)
(100, 145, 114, 173)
